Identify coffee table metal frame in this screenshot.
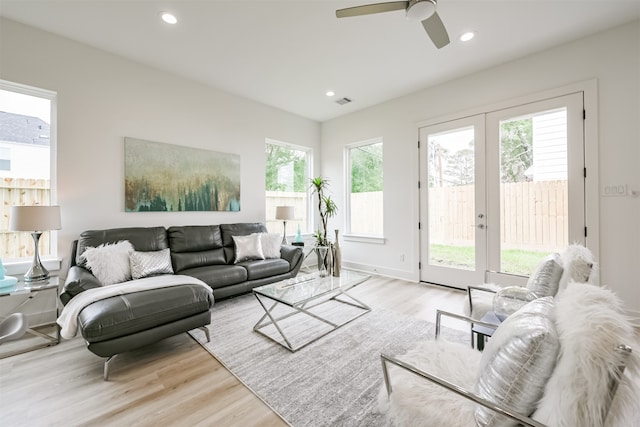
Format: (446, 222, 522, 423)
(252, 271, 371, 352)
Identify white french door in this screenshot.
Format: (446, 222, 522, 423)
(419, 115, 487, 287)
(420, 92, 585, 289)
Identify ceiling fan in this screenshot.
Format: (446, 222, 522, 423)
(336, 0, 450, 49)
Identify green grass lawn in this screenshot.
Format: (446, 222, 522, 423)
(429, 244, 547, 275)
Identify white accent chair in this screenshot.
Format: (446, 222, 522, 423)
(466, 244, 597, 321)
(379, 282, 639, 427)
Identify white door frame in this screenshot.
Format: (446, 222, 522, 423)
(416, 80, 598, 288)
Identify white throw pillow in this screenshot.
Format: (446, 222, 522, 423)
(130, 248, 174, 279)
(475, 296, 559, 427)
(233, 234, 265, 263)
(259, 232, 282, 259)
(81, 240, 134, 285)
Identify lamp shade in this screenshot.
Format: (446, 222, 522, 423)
(9, 205, 62, 232)
(275, 206, 295, 221)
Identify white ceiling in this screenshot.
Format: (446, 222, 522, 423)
(2, 0, 639, 122)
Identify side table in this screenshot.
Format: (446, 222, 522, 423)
(0, 276, 61, 358)
(471, 310, 501, 351)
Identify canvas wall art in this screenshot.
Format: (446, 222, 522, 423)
(124, 137, 241, 212)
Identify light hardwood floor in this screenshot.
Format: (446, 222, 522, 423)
(0, 275, 466, 427)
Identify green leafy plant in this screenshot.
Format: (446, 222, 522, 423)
(310, 176, 338, 246)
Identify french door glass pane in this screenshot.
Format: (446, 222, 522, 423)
(499, 108, 568, 274)
(428, 126, 475, 270)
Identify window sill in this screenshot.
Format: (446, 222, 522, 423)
(342, 234, 386, 245)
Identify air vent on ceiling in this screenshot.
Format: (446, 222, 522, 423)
(335, 97, 352, 106)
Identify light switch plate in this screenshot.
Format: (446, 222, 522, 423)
(602, 184, 628, 197)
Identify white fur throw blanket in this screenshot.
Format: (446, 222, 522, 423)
(57, 274, 212, 339)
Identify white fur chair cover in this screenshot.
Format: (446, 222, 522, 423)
(533, 283, 639, 427)
(378, 340, 479, 426)
(557, 243, 599, 292)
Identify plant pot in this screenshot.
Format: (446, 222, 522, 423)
(315, 245, 333, 277)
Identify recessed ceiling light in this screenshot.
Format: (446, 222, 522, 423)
(326, 91, 335, 97)
(161, 12, 177, 25)
(460, 31, 475, 42)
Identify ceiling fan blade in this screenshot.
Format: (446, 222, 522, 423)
(336, 1, 408, 18)
(422, 11, 450, 49)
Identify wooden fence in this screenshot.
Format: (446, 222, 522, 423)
(428, 180, 568, 251)
(266, 191, 384, 237)
(1, 177, 52, 259)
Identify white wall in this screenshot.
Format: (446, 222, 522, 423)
(322, 21, 640, 314)
(0, 18, 320, 276)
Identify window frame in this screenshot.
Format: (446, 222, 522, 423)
(264, 138, 313, 236)
(344, 137, 384, 243)
(0, 79, 59, 274)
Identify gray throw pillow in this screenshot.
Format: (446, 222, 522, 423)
(475, 296, 559, 427)
(130, 248, 174, 279)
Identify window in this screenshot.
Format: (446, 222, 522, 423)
(0, 80, 57, 263)
(346, 139, 383, 237)
(265, 139, 311, 237)
(0, 147, 10, 171)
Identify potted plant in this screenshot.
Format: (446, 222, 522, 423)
(310, 176, 338, 276)
(310, 176, 338, 247)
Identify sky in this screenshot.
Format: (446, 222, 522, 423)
(0, 89, 51, 123)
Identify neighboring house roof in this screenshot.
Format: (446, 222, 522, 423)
(0, 111, 50, 146)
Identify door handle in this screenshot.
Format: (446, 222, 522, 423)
(476, 224, 485, 229)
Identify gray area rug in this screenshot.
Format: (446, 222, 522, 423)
(189, 293, 469, 427)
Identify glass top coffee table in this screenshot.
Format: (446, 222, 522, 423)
(252, 270, 370, 352)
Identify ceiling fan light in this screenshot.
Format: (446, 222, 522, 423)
(405, 0, 436, 21)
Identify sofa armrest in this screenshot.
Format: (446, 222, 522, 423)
(60, 266, 103, 305)
(280, 245, 303, 270)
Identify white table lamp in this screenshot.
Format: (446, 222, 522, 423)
(275, 206, 295, 244)
(9, 205, 62, 282)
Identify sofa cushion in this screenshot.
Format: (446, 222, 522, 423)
(168, 225, 226, 271)
(178, 264, 247, 289)
(241, 258, 290, 281)
(76, 227, 168, 268)
(168, 225, 223, 252)
(78, 284, 213, 343)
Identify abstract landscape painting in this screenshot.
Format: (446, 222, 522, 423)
(124, 137, 240, 212)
